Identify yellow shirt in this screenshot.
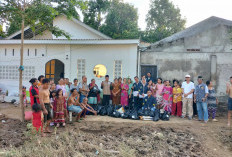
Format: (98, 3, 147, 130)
(173, 87, 182, 103)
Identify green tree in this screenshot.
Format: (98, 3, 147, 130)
(100, 0, 139, 39)
(83, 0, 110, 30)
(0, 0, 86, 122)
(144, 0, 186, 43)
(2, 0, 87, 36)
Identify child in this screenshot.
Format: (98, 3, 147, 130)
(50, 90, 56, 126)
(206, 80, 219, 122)
(162, 80, 173, 113)
(172, 80, 182, 117)
(22, 86, 27, 107)
(32, 103, 44, 136)
(53, 89, 66, 127)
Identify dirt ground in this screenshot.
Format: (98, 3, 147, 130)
(0, 102, 232, 157)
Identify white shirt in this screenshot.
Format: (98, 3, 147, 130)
(181, 81, 195, 98)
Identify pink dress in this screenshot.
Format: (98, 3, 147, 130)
(162, 86, 173, 113)
(121, 83, 129, 107)
(156, 84, 164, 105)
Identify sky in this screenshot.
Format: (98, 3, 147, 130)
(124, 0, 232, 30)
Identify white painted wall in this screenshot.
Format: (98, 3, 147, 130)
(0, 44, 137, 99)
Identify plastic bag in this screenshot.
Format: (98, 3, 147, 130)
(153, 109, 160, 121)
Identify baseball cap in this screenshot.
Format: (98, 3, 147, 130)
(185, 74, 191, 78)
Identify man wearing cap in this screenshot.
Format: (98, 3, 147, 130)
(194, 76, 209, 123)
(181, 75, 195, 120)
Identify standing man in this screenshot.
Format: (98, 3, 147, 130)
(226, 76, 232, 127)
(101, 75, 112, 106)
(79, 76, 89, 103)
(146, 72, 153, 83)
(39, 78, 52, 133)
(131, 76, 142, 110)
(181, 74, 195, 120)
(38, 75, 45, 90)
(194, 76, 209, 123)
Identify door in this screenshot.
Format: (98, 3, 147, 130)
(140, 65, 157, 82)
(45, 59, 64, 83)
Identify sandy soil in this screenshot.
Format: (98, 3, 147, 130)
(0, 102, 231, 157)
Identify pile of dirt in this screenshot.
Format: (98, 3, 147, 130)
(76, 122, 207, 157)
(0, 118, 27, 148)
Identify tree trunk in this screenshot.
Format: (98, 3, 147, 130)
(19, 11, 25, 123)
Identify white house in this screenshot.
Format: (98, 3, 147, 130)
(0, 15, 139, 97)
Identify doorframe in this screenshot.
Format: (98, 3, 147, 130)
(45, 59, 65, 81)
(140, 64, 158, 79)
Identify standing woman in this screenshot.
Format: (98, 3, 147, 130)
(206, 80, 219, 122)
(88, 79, 99, 106)
(162, 80, 173, 113)
(53, 89, 66, 127)
(121, 78, 129, 107)
(156, 78, 164, 108)
(128, 78, 133, 107)
(172, 80, 182, 117)
(29, 78, 40, 107)
(112, 78, 121, 105)
(56, 78, 66, 97)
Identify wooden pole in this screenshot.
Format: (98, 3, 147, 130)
(19, 0, 25, 122)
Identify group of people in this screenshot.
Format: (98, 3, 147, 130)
(28, 72, 232, 136)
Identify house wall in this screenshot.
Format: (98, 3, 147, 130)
(0, 44, 137, 97)
(141, 25, 232, 101)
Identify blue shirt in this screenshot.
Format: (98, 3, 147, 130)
(139, 83, 149, 95)
(143, 95, 157, 108)
(133, 82, 142, 91)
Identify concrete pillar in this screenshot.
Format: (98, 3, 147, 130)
(210, 55, 217, 87)
(64, 45, 71, 79)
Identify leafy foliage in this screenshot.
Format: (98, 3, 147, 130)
(143, 0, 186, 43)
(0, 0, 87, 38)
(83, 0, 110, 30)
(99, 0, 140, 39)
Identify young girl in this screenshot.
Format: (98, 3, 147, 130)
(206, 80, 219, 122)
(32, 103, 44, 136)
(53, 89, 66, 127)
(121, 78, 129, 107)
(151, 82, 157, 98)
(50, 90, 56, 126)
(172, 80, 182, 117)
(22, 86, 27, 107)
(156, 78, 164, 108)
(162, 80, 173, 113)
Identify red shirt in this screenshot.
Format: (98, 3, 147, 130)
(29, 85, 40, 106)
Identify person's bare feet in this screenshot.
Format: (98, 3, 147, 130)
(62, 123, 65, 127)
(44, 128, 52, 133)
(94, 111, 97, 116)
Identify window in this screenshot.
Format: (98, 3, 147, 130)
(27, 49, 29, 56)
(5, 49, 7, 56)
(77, 59, 85, 81)
(114, 60, 122, 78)
(0, 65, 35, 80)
(93, 64, 107, 78)
(35, 49, 37, 56)
(12, 49, 14, 56)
